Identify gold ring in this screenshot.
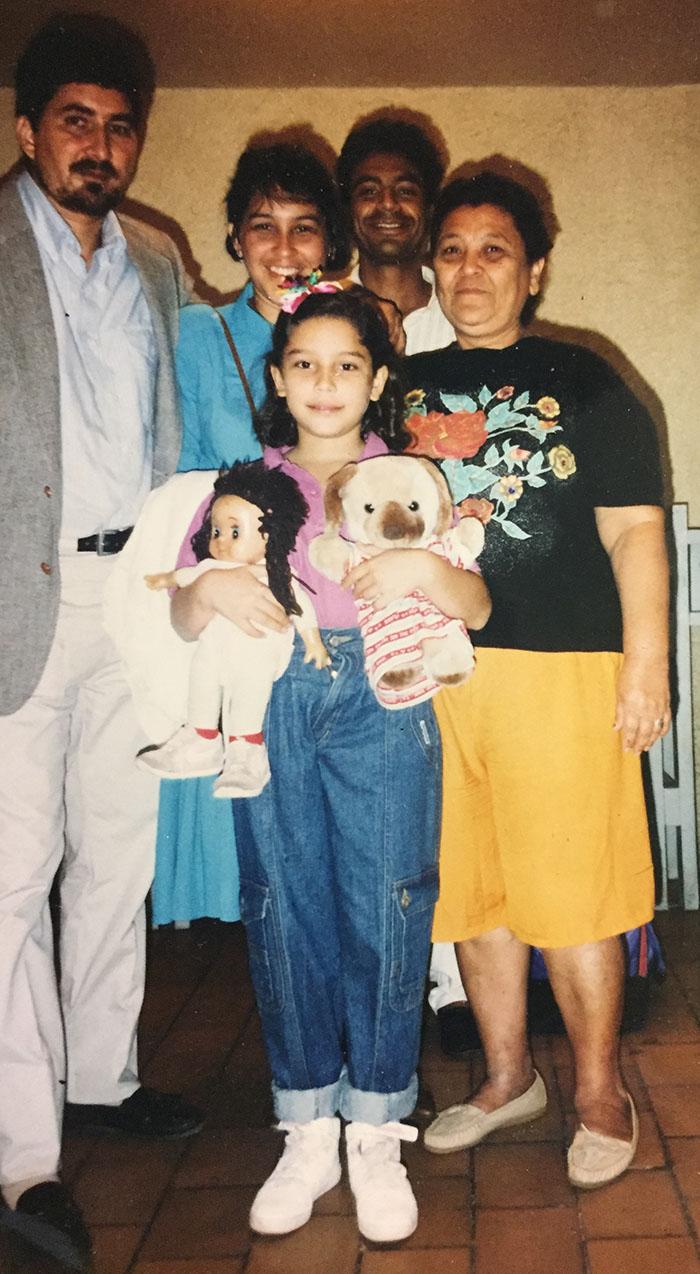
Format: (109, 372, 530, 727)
(654, 718, 664, 728)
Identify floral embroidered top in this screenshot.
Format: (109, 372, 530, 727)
(404, 337, 663, 653)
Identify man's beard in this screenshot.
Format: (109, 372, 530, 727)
(34, 159, 126, 219)
(58, 184, 124, 218)
(359, 227, 425, 267)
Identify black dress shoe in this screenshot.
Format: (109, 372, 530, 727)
(437, 1003, 483, 1057)
(63, 1086, 204, 1139)
(0, 1181, 92, 1271)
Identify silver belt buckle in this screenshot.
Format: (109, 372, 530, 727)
(95, 529, 108, 556)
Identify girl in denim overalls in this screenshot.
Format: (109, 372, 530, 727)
(177, 289, 490, 1243)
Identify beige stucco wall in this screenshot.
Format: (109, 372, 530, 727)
(1, 80, 698, 847)
(2, 82, 698, 516)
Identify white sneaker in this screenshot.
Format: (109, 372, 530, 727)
(212, 739, 271, 799)
(249, 1117, 341, 1235)
(346, 1121, 419, 1243)
(137, 725, 223, 778)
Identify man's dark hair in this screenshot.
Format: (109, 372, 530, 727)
(337, 118, 445, 208)
(15, 12, 155, 129)
(224, 142, 350, 272)
(431, 171, 553, 264)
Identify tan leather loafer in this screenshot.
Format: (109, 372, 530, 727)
(424, 1071, 547, 1154)
(567, 1094, 638, 1189)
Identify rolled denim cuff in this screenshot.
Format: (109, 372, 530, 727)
(272, 1072, 343, 1123)
(339, 1071, 418, 1125)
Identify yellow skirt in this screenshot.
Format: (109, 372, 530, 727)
(433, 648, 654, 950)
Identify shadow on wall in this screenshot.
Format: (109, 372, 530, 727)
(119, 195, 215, 301)
(1, 140, 674, 508)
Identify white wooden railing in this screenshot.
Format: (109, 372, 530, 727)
(651, 503, 699, 909)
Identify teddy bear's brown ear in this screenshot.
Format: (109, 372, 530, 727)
(412, 456, 453, 535)
(324, 463, 358, 529)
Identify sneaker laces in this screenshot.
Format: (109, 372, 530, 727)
(347, 1121, 418, 1187)
(269, 1119, 338, 1184)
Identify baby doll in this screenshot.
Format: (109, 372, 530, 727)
(139, 460, 329, 798)
(310, 454, 484, 709)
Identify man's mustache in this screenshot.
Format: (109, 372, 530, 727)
(70, 159, 118, 180)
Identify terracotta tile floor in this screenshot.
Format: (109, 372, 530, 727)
(2, 910, 698, 1273)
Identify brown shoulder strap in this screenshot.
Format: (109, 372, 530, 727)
(216, 311, 258, 426)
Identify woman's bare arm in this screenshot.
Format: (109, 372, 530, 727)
(595, 504, 670, 754)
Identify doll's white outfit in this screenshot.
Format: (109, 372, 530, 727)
(139, 559, 320, 797)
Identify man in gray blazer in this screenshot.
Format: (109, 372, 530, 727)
(0, 16, 200, 1270)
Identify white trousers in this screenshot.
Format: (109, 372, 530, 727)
(0, 554, 158, 1186)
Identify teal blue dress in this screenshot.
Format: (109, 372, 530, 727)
(152, 285, 272, 924)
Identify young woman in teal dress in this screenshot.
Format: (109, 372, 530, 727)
(152, 141, 350, 924)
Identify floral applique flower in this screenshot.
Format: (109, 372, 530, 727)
(536, 396, 560, 418)
(458, 497, 495, 525)
(548, 445, 577, 479)
(405, 381, 569, 541)
(496, 475, 524, 504)
(442, 410, 488, 458)
(405, 389, 426, 408)
(405, 410, 450, 455)
(406, 409, 487, 460)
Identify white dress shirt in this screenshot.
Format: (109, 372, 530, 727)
(18, 170, 157, 541)
(350, 262, 455, 356)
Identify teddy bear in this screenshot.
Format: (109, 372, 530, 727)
(309, 454, 484, 710)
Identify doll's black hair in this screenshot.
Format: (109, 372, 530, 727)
(255, 288, 411, 452)
(191, 460, 309, 617)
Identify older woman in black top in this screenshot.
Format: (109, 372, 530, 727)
(401, 172, 669, 1188)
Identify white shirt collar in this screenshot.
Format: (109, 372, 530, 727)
(18, 169, 125, 266)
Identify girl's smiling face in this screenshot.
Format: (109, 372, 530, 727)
(270, 317, 388, 445)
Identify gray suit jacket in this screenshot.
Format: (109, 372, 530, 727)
(0, 175, 185, 714)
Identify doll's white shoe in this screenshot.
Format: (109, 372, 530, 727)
(212, 739, 271, 799)
(137, 725, 224, 779)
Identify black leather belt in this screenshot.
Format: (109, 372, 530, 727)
(76, 527, 133, 555)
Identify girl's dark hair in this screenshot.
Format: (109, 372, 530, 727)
(191, 460, 309, 617)
(224, 142, 350, 271)
(256, 289, 410, 453)
(431, 171, 552, 324)
(15, 13, 155, 130)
